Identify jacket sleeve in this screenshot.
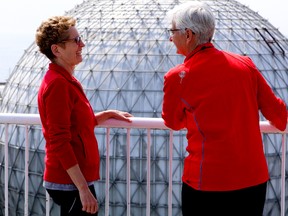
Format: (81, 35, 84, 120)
(43, 78, 79, 170)
(162, 68, 186, 130)
(256, 68, 287, 131)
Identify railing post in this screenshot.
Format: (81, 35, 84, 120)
(281, 134, 286, 216)
(46, 191, 50, 216)
(146, 129, 151, 216)
(168, 130, 173, 216)
(126, 129, 131, 216)
(24, 126, 29, 216)
(4, 124, 9, 216)
(105, 128, 111, 216)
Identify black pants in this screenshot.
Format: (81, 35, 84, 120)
(182, 181, 267, 216)
(47, 185, 98, 216)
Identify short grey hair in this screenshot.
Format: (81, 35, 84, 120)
(167, 1, 215, 45)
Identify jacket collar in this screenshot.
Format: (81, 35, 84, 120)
(48, 63, 84, 92)
(48, 63, 75, 82)
(184, 42, 214, 63)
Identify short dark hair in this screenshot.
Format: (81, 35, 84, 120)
(35, 16, 76, 60)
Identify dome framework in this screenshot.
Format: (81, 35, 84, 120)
(0, 0, 287, 215)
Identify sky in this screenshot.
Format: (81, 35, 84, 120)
(0, 0, 287, 82)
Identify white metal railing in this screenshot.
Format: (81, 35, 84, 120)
(0, 113, 287, 216)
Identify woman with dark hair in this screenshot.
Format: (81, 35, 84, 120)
(36, 16, 132, 215)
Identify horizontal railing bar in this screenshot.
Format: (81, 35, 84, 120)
(0, 113, 41, 125)
(0, 113, 286, 133)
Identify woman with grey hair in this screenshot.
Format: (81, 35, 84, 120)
(162, 2, 287, 216)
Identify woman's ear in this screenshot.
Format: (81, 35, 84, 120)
(186, 28, 194, 40)
(51, 44, 60, 57)
(185, 29, 194, 45)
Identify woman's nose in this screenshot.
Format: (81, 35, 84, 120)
(80, 40, 85, 47)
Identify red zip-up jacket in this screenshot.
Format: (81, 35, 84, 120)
(38, 63, 100, 184)
(162, 43, 287, 191)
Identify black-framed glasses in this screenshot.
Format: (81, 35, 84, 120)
(60, 36, 82, 45)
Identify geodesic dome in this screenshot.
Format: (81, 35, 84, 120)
(0, 0, 287, 215)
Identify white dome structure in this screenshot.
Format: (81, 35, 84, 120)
(0, 0, 287, 215)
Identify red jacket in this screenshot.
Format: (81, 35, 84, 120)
(162, 43, 287, 191)
(38, 63, 100, 184)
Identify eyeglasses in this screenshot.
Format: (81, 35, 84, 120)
(60, 36, 82, 45)
(167, 28, 184, 36)
(167, 28, 195, 36)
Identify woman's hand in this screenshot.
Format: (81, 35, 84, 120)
(95, 110, 133, 124)
(79, 187, 98, 214)
(108, 110, 133, 122)
(66, 164, 98, 214)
